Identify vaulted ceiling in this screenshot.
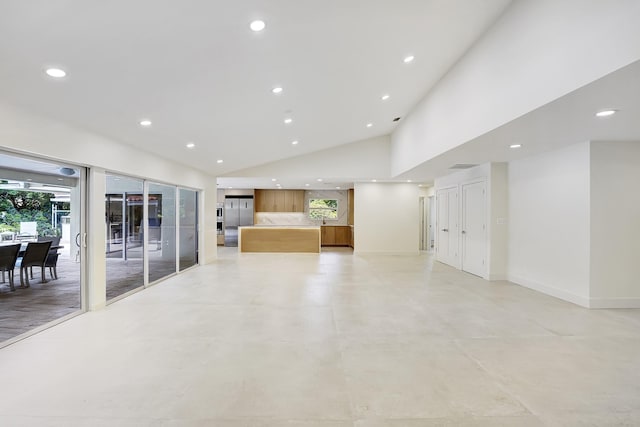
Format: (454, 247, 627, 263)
(0, 0, 512, 181)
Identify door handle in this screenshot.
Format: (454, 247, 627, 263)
(461, 230, 466, 234)
(442, 229, 448, 232)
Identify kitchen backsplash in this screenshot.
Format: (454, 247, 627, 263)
(255, 212, 315, 225)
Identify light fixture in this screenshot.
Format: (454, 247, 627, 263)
(510, 144, 522, 149)
(407, 180, 412, 183)
(59, 167, 75, 176)
(272, 87, 283, 94)
(305, 183, 310, 187)
(336, 186, 341, 189)
(291, 140, 299, 145)
(139, 119, 152, 127)
(217, 159, 223, 164)
(366, 123, 373, 128)
(45, 68, 66, 78)
(284, 118, 293, 124)
(596, 109, 617, 117)
(272, 178, 277, 182)
(381, 94, 390, 101)
(372, 179, 377, 182)
(250, 20, 266, 32)
(317, 178, 323, 182)
(186, 142, 195, 148)
(403, 55, 415, 63)
(228, 186, 233, 189)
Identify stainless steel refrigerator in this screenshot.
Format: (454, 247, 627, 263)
(224, 196, 254, 246)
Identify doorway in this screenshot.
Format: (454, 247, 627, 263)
(461, 181, 486, 277)
(0, 151, 85, 345)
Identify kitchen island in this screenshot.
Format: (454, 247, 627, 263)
(238, 226, 321, 253)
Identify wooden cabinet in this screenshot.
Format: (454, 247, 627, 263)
(282, 190, 304, 212)
(255, 190, 305, 212)
(335, 226, 350, 246)
(274, 190, 285, 211)
(321, 226, 336, 245)
(321, 226, 351, 246)
(255, 190, 274, 212)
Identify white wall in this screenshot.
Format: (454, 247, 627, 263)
(590, 141, 640, 307)
(507, 142, 591, 307)
(391, 0, 640, 176)
(489, 163, 508, 280)
(227, 136, 391, 179)
(0, 101, 218, 309)
(354, 182, 420, 253)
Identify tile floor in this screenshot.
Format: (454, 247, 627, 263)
(0, 247, 639, 426)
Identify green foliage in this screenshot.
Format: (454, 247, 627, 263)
(309, 199, 338, 219)
(0, 190, 57, 236)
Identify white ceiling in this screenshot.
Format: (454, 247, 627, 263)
(396, 58, 640, 182)
(0, 0, 512, 182)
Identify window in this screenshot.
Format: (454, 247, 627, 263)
(309, 199, 338, 220)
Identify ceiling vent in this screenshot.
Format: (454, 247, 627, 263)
(449, 164, 477, 170)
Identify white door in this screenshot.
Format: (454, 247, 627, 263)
(436, 187, 458, 267)
(461, 181, 486, 277)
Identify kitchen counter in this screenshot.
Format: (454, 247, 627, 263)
(238, 226, 321, 253)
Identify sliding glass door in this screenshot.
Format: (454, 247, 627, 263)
(105, 175, 144, 300)
(147, 183, 176, 283)
(179, 188, 198, 271)
(0, 151, 85, 345)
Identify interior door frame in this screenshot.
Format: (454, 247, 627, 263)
(460, 179, 487, 278)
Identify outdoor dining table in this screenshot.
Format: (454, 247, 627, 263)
(0, 241, 64, 256)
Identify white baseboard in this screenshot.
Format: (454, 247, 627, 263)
(588, 297, 640, 309)
(353, 250, 421, 256)
(507, 275, 590, 308)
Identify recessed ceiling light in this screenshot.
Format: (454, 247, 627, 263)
(291, 140, 299, 145)
(372, 179, 377, 182)
(186, 142, 195, 148)
(403, 55, 415, 63)
(272, 178, 277, 182)
(284, 118, 293, 124)
(45, 68, 66, 78)
(510, 144, 522, 149)
(407, 180, 412, 183)
(317, 178, 323, 182)
(366, 123, 373, 128)
(381, 94, 390, 101)
(272, 87, 283, 94)
(336, 186, 341, 189)
(250, 20, 266, 32)
(595, 109, 617, 117)
(139, 119, 152, 127)
(228, 187, 233, 189)
(305, 183, 310, 187)
(217, 159, 223, 164)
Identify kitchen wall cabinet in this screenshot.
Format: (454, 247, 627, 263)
(321, 225, 351, 246)
(255, 190, 305, 212)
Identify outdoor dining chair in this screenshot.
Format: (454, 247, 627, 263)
(0, 243, 21, 291)
(16, 241, 52, 288)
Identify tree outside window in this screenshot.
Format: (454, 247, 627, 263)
(309, 199, 338, 220)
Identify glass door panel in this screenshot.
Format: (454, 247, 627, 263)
(148, 183, 176, 283)
(105, 175, 144, 300)
(179, 188, 198, 271)
(0, 151, 84, 345)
